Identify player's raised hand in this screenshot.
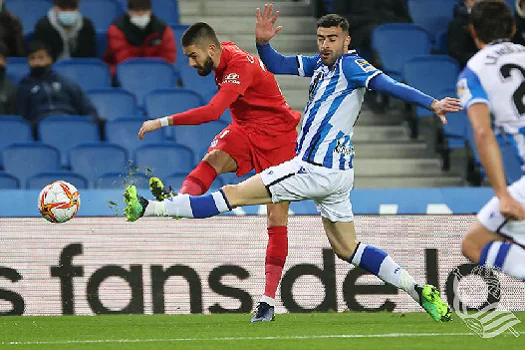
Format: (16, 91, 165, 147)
(138, 119, 161, 140)
(499, 194, 525, 221)
(430, 97, 462, 124)
(256, 3, 283, 45)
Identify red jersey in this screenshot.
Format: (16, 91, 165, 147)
(214, 42, 299, 136)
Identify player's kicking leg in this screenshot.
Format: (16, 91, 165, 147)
(322, 218, 452, 322)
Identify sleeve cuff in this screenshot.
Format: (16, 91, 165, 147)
(365, 71, 382, 88)
(466, 98, 491, 110)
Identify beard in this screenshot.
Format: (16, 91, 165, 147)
(196, 56, 214, 76)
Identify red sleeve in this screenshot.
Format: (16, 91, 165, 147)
(161, 26, 177, 64)
(217, 60, 254, 96)
(170, 89, 239, 125)
(107, 25, 137, 64)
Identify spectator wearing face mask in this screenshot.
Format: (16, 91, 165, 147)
(104, 0, 176, 75)
(33, 0, 97, 61)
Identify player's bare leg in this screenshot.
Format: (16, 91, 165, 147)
(463, 220, 525, 281)
(322, 218, 451, 322)
(251, 202, 289, 322)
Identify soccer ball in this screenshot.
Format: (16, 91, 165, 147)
(38, 181, 81, 223)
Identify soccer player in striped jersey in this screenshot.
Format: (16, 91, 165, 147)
(124, 5, 462, 322)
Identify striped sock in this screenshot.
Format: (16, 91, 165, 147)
(148, 190, 232, 218)
(479, 241, 525, 281)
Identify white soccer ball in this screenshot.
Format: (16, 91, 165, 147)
(38, 181, 81, 223)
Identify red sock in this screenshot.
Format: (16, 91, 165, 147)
(179, 161, 218, 195)
(264, 226, 288, 299)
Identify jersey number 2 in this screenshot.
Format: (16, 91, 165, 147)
(500, 64, 525, 115)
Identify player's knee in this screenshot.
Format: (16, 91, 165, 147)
(267, 207, 288, 226)
(221, 184, 241, 207)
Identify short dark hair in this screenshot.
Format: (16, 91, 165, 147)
(471, 0, 514, 44)
(317, 14, 349, 33)
(27, 40, 53, 58)
(54, 0, 79, 9)
(128, 0, 151, 11)
(181, 22, 220, 47)
(0, 43, 9, 58)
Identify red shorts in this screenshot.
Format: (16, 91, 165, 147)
(208, 123, 297, 176)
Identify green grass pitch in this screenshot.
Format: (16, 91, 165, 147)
(0, 312, 524, 350)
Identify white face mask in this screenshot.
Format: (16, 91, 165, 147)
(130, 14, 151, 29)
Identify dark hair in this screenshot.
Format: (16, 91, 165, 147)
(181, 22, 220, 47)
(54, 0, 79, 9)
(0, 43, 9, 58)
(471, 0, 514, 43)
(27, 40, 53, 58)
(317, 14, 349, 33)
(128, 0, 151, 11)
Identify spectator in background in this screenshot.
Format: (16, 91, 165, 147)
(33, 0, 97, 61)
(104, 0, 176, 75)
(0, 0, 25, 57)
(0, 43, 16, 114)
(514, 0, 525, 45)
(448, 0, 478, 68)
(16, 41, 98, 126)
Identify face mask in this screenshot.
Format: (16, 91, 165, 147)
(0, 66, 5, 79)
(130, 14, 151, 29)
(30, 65, 51, 78)
(57, 11, 79, 26)
(467, 8, 472, 14)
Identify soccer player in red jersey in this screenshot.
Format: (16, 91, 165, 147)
(137, 22, 300, 322)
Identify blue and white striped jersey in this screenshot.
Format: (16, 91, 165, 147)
(295, 51, 381, 170)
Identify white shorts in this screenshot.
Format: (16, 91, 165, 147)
(477, 176, 525, 246)
(260, 157, 354, 222)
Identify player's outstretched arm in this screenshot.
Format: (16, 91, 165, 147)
(468, 103, 525, 220)
(255, 3, 282, 46)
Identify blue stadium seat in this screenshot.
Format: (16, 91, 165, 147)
(38, 115, 100, 167)
(220, 109, 232, 123)
(54, 59, 111, 90)
(0, 116, 32, 168)
(404, 55, 460, 117)
(506, 0, 516, 14)
(180, 64, 218, 98)
(95, 172, 149, 189)
(372, 24, 432, 81)
(152, 0, 179, 24)
(5, 0, 52, 35)
(105, 117, 165, 155)
(144, 88, 204, 139)
(79, 0, 124, 31)
(434, 29, 449, 54)
(173, 120, 229, 163)
(407, 0, 456, 42)
(87, 88, 139, 121)
(497, 134, 523, 184)
(134, 143, 195, 178)
(2, 143, 60, 184)
(117, 58, 180, 107)
(96, 31, 108, 58)
(26, 171, 89, 190)
(0, 172, 20, 189)
(6, 57, 29, 85)
(171, 24, 189, 72)
(70, 143, 129, 187)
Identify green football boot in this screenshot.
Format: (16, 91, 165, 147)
(123, 185, 148, 222)
(417, 284, 452, 322)
(149, 177, 175, 201)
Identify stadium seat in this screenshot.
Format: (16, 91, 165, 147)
(0, 116, 32, 168)
(116, 58, 180, 107)
(5, 0, 52, 35)
(54, 59, 111, 90)
(2, 143, 60, 185)
(26, 171, 89, 190)
(173, 120, 228, 163)
(69, 143, 129, 187)
(506, 0, 516, 14)
(144, 88, 204, 139)
(87, 88, 139, 121)
(404, 55, 460, 117)
(407, 0, 456, 42)
(95, 172, 149, 189)
(79, 0, 124, 31)
(38, 115, 100, 167)
(0, 172, 20, 189)
(372, 24, 432, 81)
(171, 24, 189, 72)
(105, 117, 165, 155)
(96, 31, 108, 58)
(496, 134, 523, 185)
(152, 0, 179, 24)
(6, 57, 29, 85)
(54, 59, 111, 88)
(180, 64, 218, 98)
(435, 29, 449, 54)
(134, 143, 195, 178)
